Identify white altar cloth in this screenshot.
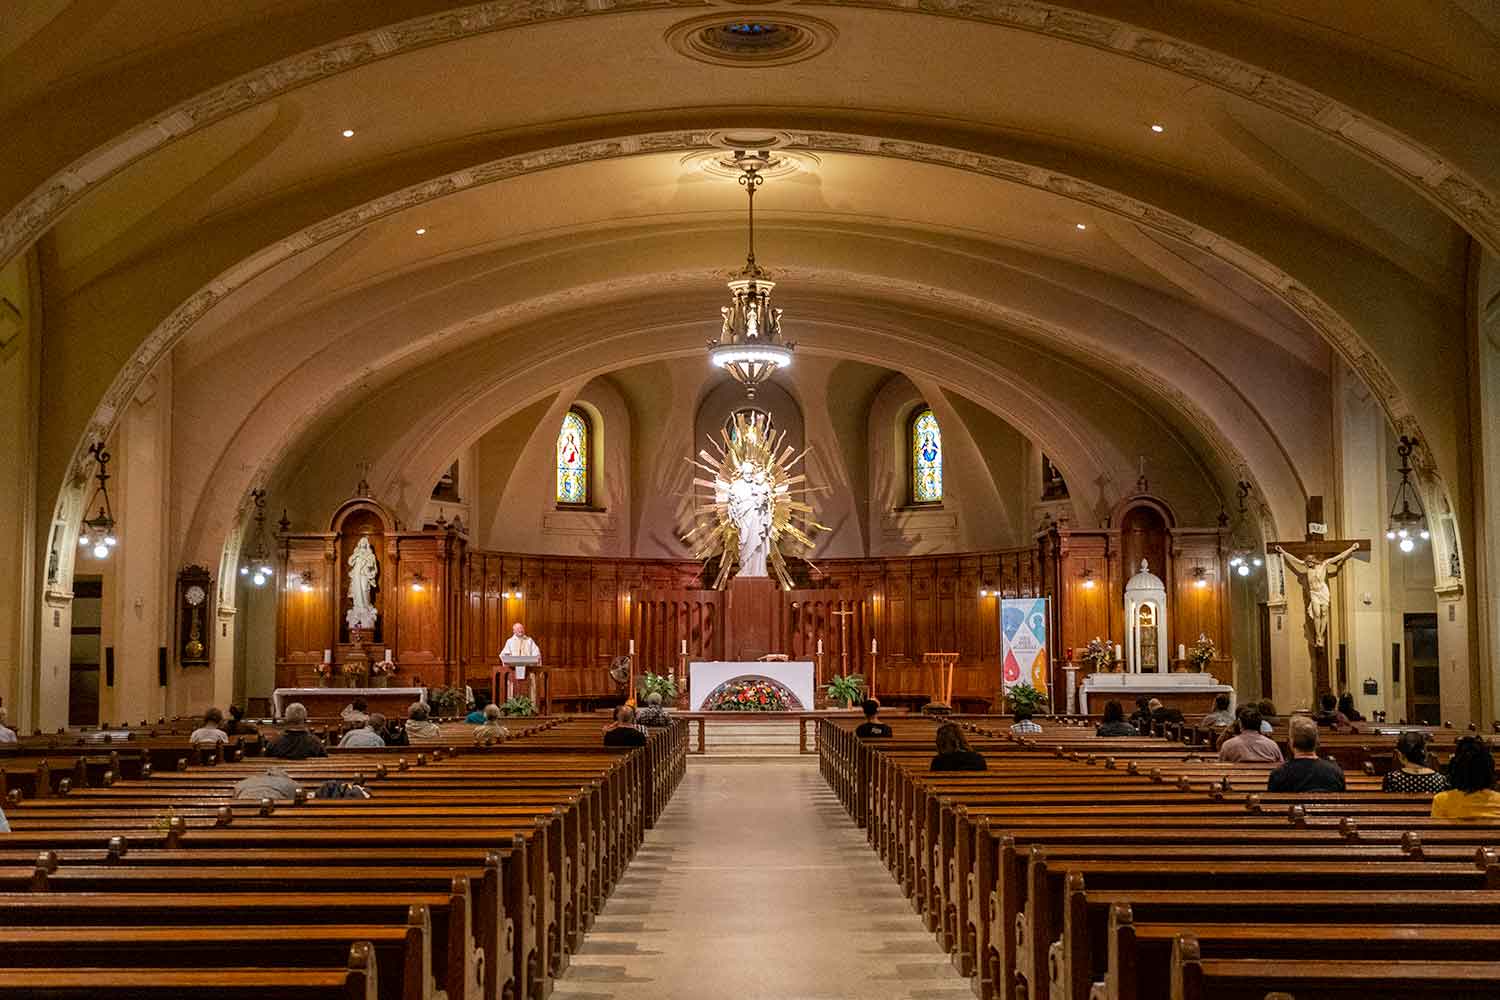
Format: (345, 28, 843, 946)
(689, 661, 815, 712)
(271, 686, 427, 717)
(1078, 672, 1232, 714)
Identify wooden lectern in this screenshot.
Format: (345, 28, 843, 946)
(496, 654, 551, 714)
(923, 652, 960, 709)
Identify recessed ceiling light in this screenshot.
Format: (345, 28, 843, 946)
(415, 228, 427, 236)
(341, 128, 355, 138)
(1075, 223, 1088, 231)
(1149, 123, 1165, 133)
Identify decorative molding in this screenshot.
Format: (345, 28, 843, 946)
(542, 511, 619, 536)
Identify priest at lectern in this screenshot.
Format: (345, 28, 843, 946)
(503, 622, 540, 660)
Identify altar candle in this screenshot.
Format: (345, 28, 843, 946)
(323, 649, 332, 664)
(629, 639, 635, 655)
(680, 639, 688, 655)
(384, 648, 393, 663)
(871, 638, 878, 654)
(1177, 643, 1186, 661)
(1114, 643, 1122, 661)
(817, 639, 823, 655)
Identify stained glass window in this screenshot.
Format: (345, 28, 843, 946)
(911, 407, 942, 503)
(556, 408, 590, 505)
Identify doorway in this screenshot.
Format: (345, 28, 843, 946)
(1403, 612, 1439, 725)
(69, 576, 102, 727)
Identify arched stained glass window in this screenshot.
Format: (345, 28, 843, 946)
(556, 408, 590, 505)
(911, 406, 943, 503)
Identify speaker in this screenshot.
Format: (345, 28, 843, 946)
(158, 646, 167, 686)
(104, 647, 115, 687)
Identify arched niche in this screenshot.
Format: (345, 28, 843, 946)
(1114, 494, 1177, 600)
(694, 380, 804, 462)
(329, 495, 397, 645)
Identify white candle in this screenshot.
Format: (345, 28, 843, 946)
(384, 648, 393, 663)
(817, 638, 824, 655)
(1177, 643, 1186, 661)
(323, 649, 332, 664)
(1114, 643, 1122, 661)
(628, 639, 635, 655)
(680, 639, 687, 655)
(871, 638, 878, 654)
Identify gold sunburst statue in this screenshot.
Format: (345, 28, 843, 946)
(684, 411, 826, 590)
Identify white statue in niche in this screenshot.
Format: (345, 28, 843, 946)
(725, 459, 773, 577)
(346, 536, 380, 630)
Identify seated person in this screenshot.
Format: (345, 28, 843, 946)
(1199, 694, 1234, 729)
(603, 704, 648, 748)
(403, 702, 443, 743)
(1382, 730, 1448, 793)
(1311, 692, 1350, 729)
(1266, 716, 1345, 792)
(1149, 698, 1184, 726)
(931, 722, 986, 771)
(635, 692, 673, 728)
(189, 707, 230, 744)
(1256, 698, 1277, 735)
(854, 698, 892, 738)
(0, 805, 8, 833)
(340, 698, 369, 726)
(465, 700, 490, 725)
(1009, 706, 1042, 735)
(223, 705, 257, 737)
(338, 712, 387, 748)
(1094, 700, 1137, 737)
(0, 707, 17, 743)
(1218, 706, 1284, 763)
(473, 704, 511, 746)
(1430, 737, 1500, 820)
(264, 702, 327, 759)
(232, 766, 301, 800)
(381, 716, 409, 747)
(1127, 697, 1152, 731)
(1337, 692, 1365, 723)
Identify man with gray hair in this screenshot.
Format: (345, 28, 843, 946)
(1267, 715, 1345, 792)
(635, 691, 672, 728)
(265, 702, 327, 759)
(338, 712, 387, 748)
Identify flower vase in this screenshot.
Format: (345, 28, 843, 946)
(316, 676, 329, 689)
(371, 674, 388, 689)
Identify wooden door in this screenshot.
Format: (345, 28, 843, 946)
(1403, 612, 1440, 725)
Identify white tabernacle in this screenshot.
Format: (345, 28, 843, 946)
(1078, 672, 1233, 714)
(689, 661, 815, 712)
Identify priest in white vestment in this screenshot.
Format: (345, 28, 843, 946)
(503, 622, 540, 660)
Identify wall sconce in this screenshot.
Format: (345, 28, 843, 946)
(1192, 566, 1208, 589)
(1080, 567, 1097, 590)
(290, 569, 314, 593)
(501, 582, 522, 599)
(410, 570, 428, 593)
(978, 581, 996, 597)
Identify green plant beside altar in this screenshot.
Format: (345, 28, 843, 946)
(427, 685, 466, 718)
(825, 673, 865, 708)
(638, 672, 678, 702)
(500, 695, 536, 717)
(1188, 633, 1217, 672)
(1005, 681, 1050, 717)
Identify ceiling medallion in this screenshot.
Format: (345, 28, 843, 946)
(707, 150, 795, 399)
(666, 12, 836, 67)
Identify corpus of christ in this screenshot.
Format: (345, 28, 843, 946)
(1, 4, 1499, 998)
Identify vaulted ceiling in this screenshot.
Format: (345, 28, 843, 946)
(4, 0, 1493, 568)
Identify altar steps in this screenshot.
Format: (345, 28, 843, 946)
(700, 719, 803, 756)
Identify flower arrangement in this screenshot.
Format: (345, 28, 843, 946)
(1081, 637, 1114, 671)
(707, 677, 792, 712)
(313, 662, 332, 681)
(370, 659, 396, 677)
(1188, 633, 1217, 671)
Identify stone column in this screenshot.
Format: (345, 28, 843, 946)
(1468, 244, 1500, 724)
(0, 252, 41, 729)
(1334, 364, 1391, 718)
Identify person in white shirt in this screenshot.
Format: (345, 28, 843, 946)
(189, 708, 230, 744)
(0, 707, 16, 744)
(502, 622, 540, 659)
(339, 713, 387, 748)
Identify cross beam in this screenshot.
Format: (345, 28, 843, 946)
(1268, 496, 1370, 557)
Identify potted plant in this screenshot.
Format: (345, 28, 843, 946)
(426, 685, 466, 719)
(500, 695, 537, 717)
(638, 672, 678, 703)
(1005, 681, 1050, 718)
(825, 673, 865, 709)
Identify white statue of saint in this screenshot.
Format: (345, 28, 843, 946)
(346, 536, 380, 630)
(725, 459, 773, 577)
(1275, 543, 1359, 648)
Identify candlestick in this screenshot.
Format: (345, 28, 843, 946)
(817, 638, 823, 655)
(680, 639, 688, 655)
(871, 638, 878, 654)
(628, 638, 635, 655)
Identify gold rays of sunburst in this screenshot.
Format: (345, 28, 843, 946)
(683, 411, 826, 590)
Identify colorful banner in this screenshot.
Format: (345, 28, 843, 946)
(1001, 597, 1048, 695)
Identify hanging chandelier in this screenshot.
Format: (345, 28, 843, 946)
(77, 442, 117, 560)
(707, 150, 794, 398)
(1385, 435, 1429, 554)
(239, 489, 275, 587)
(1225, 480, 1264, 577)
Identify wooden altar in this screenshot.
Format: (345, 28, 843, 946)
(271, 686, 427, 719)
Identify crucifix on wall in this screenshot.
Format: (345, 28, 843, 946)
(1270, 496, 1369, 692)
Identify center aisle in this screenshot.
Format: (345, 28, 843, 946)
(552, 757, 971, 1000)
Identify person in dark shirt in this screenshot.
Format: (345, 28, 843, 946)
(1127, 697, 1152, 732)
(1311, 692, 1350, 729)
(603, 704, 648, 748)
(1094, 700, 1137, 737)
(930, 722, 986, 771)
(1336, 693, 1365, 723)
(223, 705, 258, 737)
(855, 698, 892, 738)
(1382, 730, 1448, 794)
(264, 702, 328, 760)
(1267, 716, 1345, 792)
